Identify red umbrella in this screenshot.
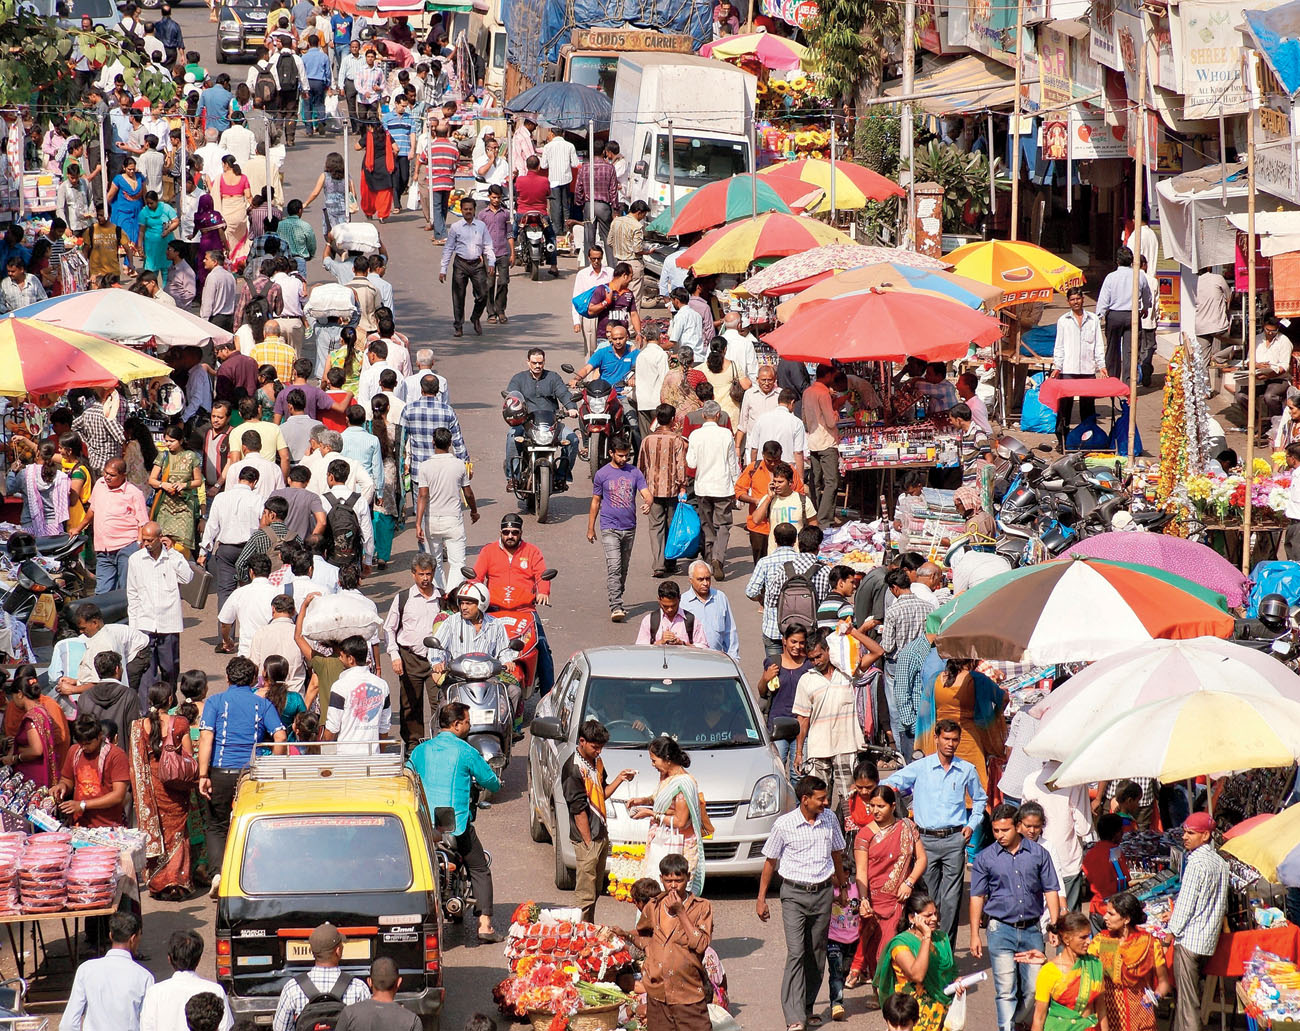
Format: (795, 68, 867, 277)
(763, 288, 1003, 363)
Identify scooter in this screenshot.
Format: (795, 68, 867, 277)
(459, 565, 557, 701)
(518, 212, 552, 281)
(423, 635, 525, 791)
(431, 803, 490, 922)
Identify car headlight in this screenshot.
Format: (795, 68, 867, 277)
(532, 425, 555, 445)
(747, 775, 781, 819)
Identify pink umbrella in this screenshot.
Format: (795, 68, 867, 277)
(1061, 532, 1249, 609)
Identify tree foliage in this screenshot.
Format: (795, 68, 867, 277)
(0, 0, 175, 112)
(904, 141, 1008, 231)
(805, 0, 904, 106)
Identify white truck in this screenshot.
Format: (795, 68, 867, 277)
(609, 52, 757, 215)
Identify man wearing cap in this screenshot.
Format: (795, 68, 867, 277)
(1168, 812, 1229, 1031)
(271, 922, 370, 1031)
(473, 514, 556, 696)
(426, 581, 520, 715)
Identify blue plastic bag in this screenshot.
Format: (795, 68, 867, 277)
(1112, 401, 1143, 456)
(1019, 373, 1057, 434)
(1066, 416, 1110, 451)
(572, 285, 601, 319)
(1248, 561, 1300, 616)
(665, 497, 702, 562)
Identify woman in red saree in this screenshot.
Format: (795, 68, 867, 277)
(3, 671, 58, 788)
(1089, 892, 1170, 1031)
(359, 124, 397, 222)
(128, 683, 195, 901)
(851, 785, 927, 988)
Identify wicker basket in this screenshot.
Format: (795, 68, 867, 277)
(526, 1003, 621, 1031)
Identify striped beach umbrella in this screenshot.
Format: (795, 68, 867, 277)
(0, 318, 172, 397)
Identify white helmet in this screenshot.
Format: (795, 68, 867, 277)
(455, 581, 489, 608)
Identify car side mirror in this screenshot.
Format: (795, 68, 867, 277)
(769, 716, 799, 742)
(530, 716, 564, 741)
(541, 569, 558, 581)
(633, 160, 648, 177)
(433, 806, 458, 833)
(560, 363, 575, 374)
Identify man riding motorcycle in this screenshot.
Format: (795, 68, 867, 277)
(504, 347, 579, 489)
(472, 513, 555, 696)
(426, 581, 522, 717)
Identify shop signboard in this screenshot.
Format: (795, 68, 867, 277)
(1176, 0, 1282, 119)
(1090, 0, 1123, 71)
(1156, 271, 1180, 328)
(1069, 105, 1127, 158)
(1040, 27, 1073, 108)
(1254, 95, 1300, 206)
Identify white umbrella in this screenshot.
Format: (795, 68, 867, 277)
(1026, 637, 1300, 761)
(7, 290, 233, 349)
(1049, 691, 1300, 787)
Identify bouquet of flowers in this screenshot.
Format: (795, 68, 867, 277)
(606, 843, 645, 902)
(505, 917, 634, 979)
(1185, 464, 1292, 525)
(493, 957, 636, 1024)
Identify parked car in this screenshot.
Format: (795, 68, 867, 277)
(216, 0, 269, 62)
(30, 0, 121, 30)
(214, 746, 445, 1029)
(528, 645, 797, 889)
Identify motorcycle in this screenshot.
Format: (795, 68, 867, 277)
(567, 369, 632, 480)
(429, 804, 491, 923)
(423, 635, 525, 790)
(460, 565, 557, 701)
(502, 391, 569, 524)
(518, 212, 552, 282)
(0, 533, 100, 651)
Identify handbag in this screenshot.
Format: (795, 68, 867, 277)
(180, 562, 212, 608)
(642, 821, 687, 880)
(158, 733, 199, 791)
(728, 364, 745, 406)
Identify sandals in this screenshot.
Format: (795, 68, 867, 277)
(844, 971, 863, 990)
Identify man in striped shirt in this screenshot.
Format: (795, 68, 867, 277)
(415, 123, 458, 241)
(383, 94, 415, 204)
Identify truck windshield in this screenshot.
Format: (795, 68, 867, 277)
(240, 816, 413, 894)
(34, 0, 115, 16)
(568, 56, 619, 98)
(655, 137, 748, 187)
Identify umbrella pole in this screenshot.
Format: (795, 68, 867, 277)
(1009, 0, 1025, 241)
(751, 120, 758, 218)
(1243, 108, 1258, 574)
(588, 119, 596, 245)
(830, 121, 837, 220)
(667, 119, 676, 214)
(1127, 20, 1146, 459)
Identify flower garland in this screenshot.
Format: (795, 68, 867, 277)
(1157, 336, 1215, 535)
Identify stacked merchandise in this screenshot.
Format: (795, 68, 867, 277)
(902, 488, 965, 546)
(18, 832, 71, 913)
(0, 832, 22, 915)
(1240, 948, 1300, 1024)
(65, 845, 120, 910)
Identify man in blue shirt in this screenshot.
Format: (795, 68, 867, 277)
(407, 701, 503, 943)
(680, 559, 740, 660)
(569, 322, 637, 389)
(969, 803, 1061, 1031)
(301, 34, 332, 136)
(383, 95, 416, 202)
(199, 76, 235, 134)
(329, 11, 352, 76)
(884, 718, 986, 941)
(198, 656, 287, 895)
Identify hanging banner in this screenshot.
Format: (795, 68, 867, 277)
(1040, 27, 1073, 108)
(1069, 105, 1127, 158)
(1040, 118, 1069, 158)
(1090, 0, 1123, 71)
(1153, 11, 1180, 91)
(1179, 0, 1259, 119)
(1274, 253, 1300, 319)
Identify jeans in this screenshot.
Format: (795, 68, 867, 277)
(451, 825, 493, 919)
(921, 829, 966, 942)
(423, 514, 467, 591)
(504, 428, 579, 484)
(827, 940, 848, 1007)
(511, 212, 558, 268)
(587, 201, 612, 250)
(535, 617, 555, 696)
(778, 881, 832, 1026)
(987, 919, 1044, 1031)
(305, 80, 328, 132)
(94, 541, 139, 593)
(809, 446, 841, 524)
(600, 528, 635, 610)
(393, 154, 409, 202)
(310, 322, 343, 383)
(773, 735, 795, 785)
(429, 190, 450, 237)
(646, 495, 679, 574)
(549, 183, 572, 236)
(142, 631, 179, 692)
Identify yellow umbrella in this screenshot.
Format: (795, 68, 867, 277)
(761, 158, 905, 211)
(944, 239, 1083, 308)
(0, 317, 172, 398)
(776, 262, 1005, 321)
(678, 213, 854, 276)
(1222, 804, 1300, 885)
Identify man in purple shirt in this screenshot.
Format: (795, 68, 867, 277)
(273, 358, 348, 423)
(214, 339, 260, 404)
(481, 184, 512, 325)
(587, 436, 651, 623)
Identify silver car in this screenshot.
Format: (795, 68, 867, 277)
(527, 645, 798, 889)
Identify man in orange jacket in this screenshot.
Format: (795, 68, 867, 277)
(472, 513, 555, 695)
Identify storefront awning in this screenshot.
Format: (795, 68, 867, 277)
(1155, 162, 1250, 270)
(883, 55, 1018, 115)
(1227, 212, 1300, 256)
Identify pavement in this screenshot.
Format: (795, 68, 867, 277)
(18, 13, 1194, 1029)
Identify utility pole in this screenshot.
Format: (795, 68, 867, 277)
(1126, 13, 1147, 459)
(1008, 0, 1025, 240)
(1243, 87, 1259, 572)
(901, 0, 916, 242)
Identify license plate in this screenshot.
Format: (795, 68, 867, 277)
(286, 940, 371, 963)
(470, 707, 495, 725)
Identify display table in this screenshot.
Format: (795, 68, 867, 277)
(1208, 924, 1300, 978)
(1036, 375, 1131, 413)
(0, 887, 126, 981)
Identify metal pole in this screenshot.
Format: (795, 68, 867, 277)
(667, 119, 676, 212)
(1126, 16, 1147, 459)
(343, 117, 352, 223)
(988, 111, 995, 219)
(1219, 114, 1228, 206)
(100, 113, 111, 219)
(587, 118, 595, 240)
(264, 122, 273, 209)
(1009, 0, 1025, 240)
(901, 0, 916, 241)
(1243, 101, 1258, 573)
(829, 121, 837, 219)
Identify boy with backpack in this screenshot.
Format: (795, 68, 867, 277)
(744, 521, 821, 662)
(321, 458, 373, 575)
(271, 922, 370, 1031)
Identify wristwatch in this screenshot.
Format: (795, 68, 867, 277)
(79, 801, 86, 813)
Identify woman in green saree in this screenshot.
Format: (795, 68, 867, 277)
(872, 892, 958, 1031)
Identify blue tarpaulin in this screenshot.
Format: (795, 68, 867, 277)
(1244, 1, 1300, 97)
(503, 0, 710, 86)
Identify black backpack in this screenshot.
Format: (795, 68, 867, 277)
(293, 972, 354, 1031)
(322, 491, 363, 565)
(277, 51, 300, 92)
(776, 561, 818, 635)
(253, 62, 278, 108)
(649, 606, 695, 643)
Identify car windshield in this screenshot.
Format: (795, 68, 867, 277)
(655, 136, 747, 187)
(240, 815, 413, 894)
(581, 675, 762, 748)
(568, 56, 618, 98)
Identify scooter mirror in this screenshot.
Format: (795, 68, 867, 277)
(560, 363, 576, 374)
(460, 565, 477, 580)
(1035, 444, 1054, 453)
(500, 390, 508, 398)
(506, 637, 526, 651)
(541, 569, 558, 581)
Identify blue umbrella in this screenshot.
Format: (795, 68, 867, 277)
(504, 81, 613, 130)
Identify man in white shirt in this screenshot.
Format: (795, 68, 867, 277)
(401, 350, 449, 405)
(747, 388, 809, 476)
(303, 428, 376, 505)
(633, 327, 671, 439)
(223, 440, 285, 500)
(1286, 444, 1300, 560)
(720, 308, 760, 384)
(737, 364, 781, 459)
(219, 115, 256, 166)
(1021, 762, 1092, 910)
(139, 930, 233, 1031)
(324, 635, 392, 755)
(199, 467, 266, 612)
(658, 242, 690, 301)
(572, 244, 613, 355)
(1051, 285, 1106, 448)
(685, 403, 740, 580)
(125, 523, 194, 697)
(323, 460, 376, 568)
(1196, 267, 1234, 361)
(1122, 220, 1159, 278)
(357, 339, 399, 413)
(415, 427, 478, 591)
(956, 372, 992, 435)
(667, 287, 706, 363)
(540, 125, 580, 241)
(1095, 245, 1152, 382)
(1236, 317, 1293, 427)
(194, 129, 229, 183)
(1137, 255, 1162, 388)
(61, 911, 154, 1031)
(952, 549, 1012, 594)
(217, 553, 280, 656)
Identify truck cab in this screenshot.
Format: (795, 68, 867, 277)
(552, 28, 697, 101)
(214, 747, 444, 1029)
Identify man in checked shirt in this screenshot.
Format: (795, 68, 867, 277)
(573, 147, 619, 251)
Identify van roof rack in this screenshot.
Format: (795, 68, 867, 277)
(247, 741, 407, 781)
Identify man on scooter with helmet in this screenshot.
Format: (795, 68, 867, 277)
(426, 580, 522, 719)
(472, 513, 556, 696)
(503, 347, 579, 489)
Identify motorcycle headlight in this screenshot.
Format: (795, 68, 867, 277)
(588, 396, 608, 415)
(748, 774, 781, 820)
(532, 425, 556, 445)
(460, 658, 494, 681)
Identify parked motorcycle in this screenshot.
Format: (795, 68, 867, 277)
(518, 212, 552, 282)
(502, 390, 569, 524)
(0, 533, 98, 649)
(424, 635, 525, 789)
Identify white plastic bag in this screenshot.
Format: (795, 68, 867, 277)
(708, 1004, 741, 1030)
(944, 990, 967, 1031)
(324, 92, 340, 118)
(300, 592, 381, 644)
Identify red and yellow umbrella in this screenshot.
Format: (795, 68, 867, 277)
(678, 213, 854, 275)
(700, 31, 813, 71)
(761, 158, 904, 209)
(653, 174, 821, 236)
(0, 317, 172, 398)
